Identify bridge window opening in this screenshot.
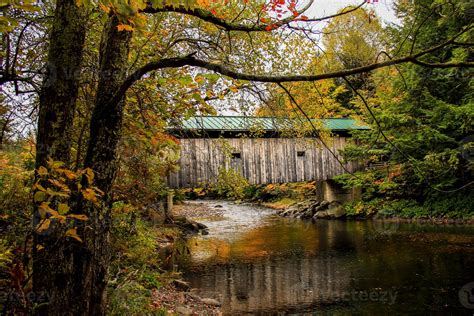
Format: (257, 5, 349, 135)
(297, 151, 305, 157)
(231, 152, 241, 159)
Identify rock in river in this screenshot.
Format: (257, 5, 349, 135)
(278, 199, 346, 220)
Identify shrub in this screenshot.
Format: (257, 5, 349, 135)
(212, 167, 249, 199)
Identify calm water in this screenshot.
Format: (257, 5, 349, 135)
(177, 201, 474, 315)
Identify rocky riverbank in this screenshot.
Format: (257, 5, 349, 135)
(277, 199, 346, 220)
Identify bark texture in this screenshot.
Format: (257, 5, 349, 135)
(33, 0, 87, 315)
(34, 0, 87, 168)
(35, 11, 132, 315)
(74, 14, 133, 315)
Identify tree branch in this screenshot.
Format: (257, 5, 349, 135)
(143, 1, 313, 32)
(111, 26, 473, 109)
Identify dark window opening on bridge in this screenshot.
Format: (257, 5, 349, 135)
(231, 152, 241, 159)
(297, 151, 305, 157)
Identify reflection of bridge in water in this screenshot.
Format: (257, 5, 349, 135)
(187, 256, 352, 314)
(181, 212, 359, 314)
(179, 202, 474, 314)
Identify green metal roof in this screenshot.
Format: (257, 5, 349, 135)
(170, 116, 369, 132)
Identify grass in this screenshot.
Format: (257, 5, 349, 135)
(261, 197, 297, 210)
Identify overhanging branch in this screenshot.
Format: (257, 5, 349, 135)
(143, 0, 364, 32)
(143, 2, 310, 32)
(111, 26, 474, 108)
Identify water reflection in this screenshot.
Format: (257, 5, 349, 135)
(178, 202, 474, 314)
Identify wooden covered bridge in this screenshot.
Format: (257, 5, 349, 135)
(166, 116, 368, 189)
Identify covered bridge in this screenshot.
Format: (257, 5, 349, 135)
(166, 116, 368, 188)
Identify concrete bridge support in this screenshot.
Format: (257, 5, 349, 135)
(316, 179, 361, 203)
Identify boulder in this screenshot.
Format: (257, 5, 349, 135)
(172, 279, 191, 291)
(320, 200, 330, 208)
(313, 204, 326, 212)
(200, 298, 221, 306)
(176, 306, 193, 315)
(313, 210, 329, 219)
(280, 199, 345, 220)
(302, 209, 313, 218)
(284, 205, 299, 216)
(326, 201, 345, 219)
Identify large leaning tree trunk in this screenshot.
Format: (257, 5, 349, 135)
(32, 0, 88, 315)
(72, 14, 133, 315)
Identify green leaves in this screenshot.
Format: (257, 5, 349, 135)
(0, 0, 39, 33)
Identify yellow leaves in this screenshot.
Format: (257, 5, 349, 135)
(82, 188, 99, 203)
(65, 228, 82, 242)
(30, 162, 96, 245)
(36, 219, 51, 233)
(117, 23, 134, 32)
(98, 2, 110, 13)
(34, 191, 48, 202)
(194, 75, 206, 85)
(58, 203, 70, 215)
(58, 168, 77, 180)
(196, 0, 210, 7)
(47, 158, 64, 169)
(38, 202, 57, 217)
(33, 182, 46, 192)
(37, 166, 48, 176)
(206, 90, 214, 98)
(67, 214, 88, 221)
(84, 168, 94, 184)
(229, 86, 239, 93)
(48, 179, 70, 193)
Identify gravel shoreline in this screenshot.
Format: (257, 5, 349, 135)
(173, 201, 226, 220)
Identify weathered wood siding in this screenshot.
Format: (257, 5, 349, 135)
(167, 137, 360, 188)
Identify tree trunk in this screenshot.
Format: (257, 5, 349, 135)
(32, 0, 87, 315)
(34, 1, 87, 169)
(72, 14, 133, 315)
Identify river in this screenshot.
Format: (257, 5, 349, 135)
(176, 200, 474, 315)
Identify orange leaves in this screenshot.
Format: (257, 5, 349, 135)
(37, 166, 48, 176)
(36, 219, 51, 233)
(48, 178, 70, 193)
(197, 0, 210, 6)
(84, 168, 95, 184)
(117, 24, 134, 32)
(98, 2, 110, 13)
(38, 202, 57, 217)
(229, 86, 239, 93)
(81, 188, 99, 204)
(65, 228, 82, 242)
(67, 214, 89, 221)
